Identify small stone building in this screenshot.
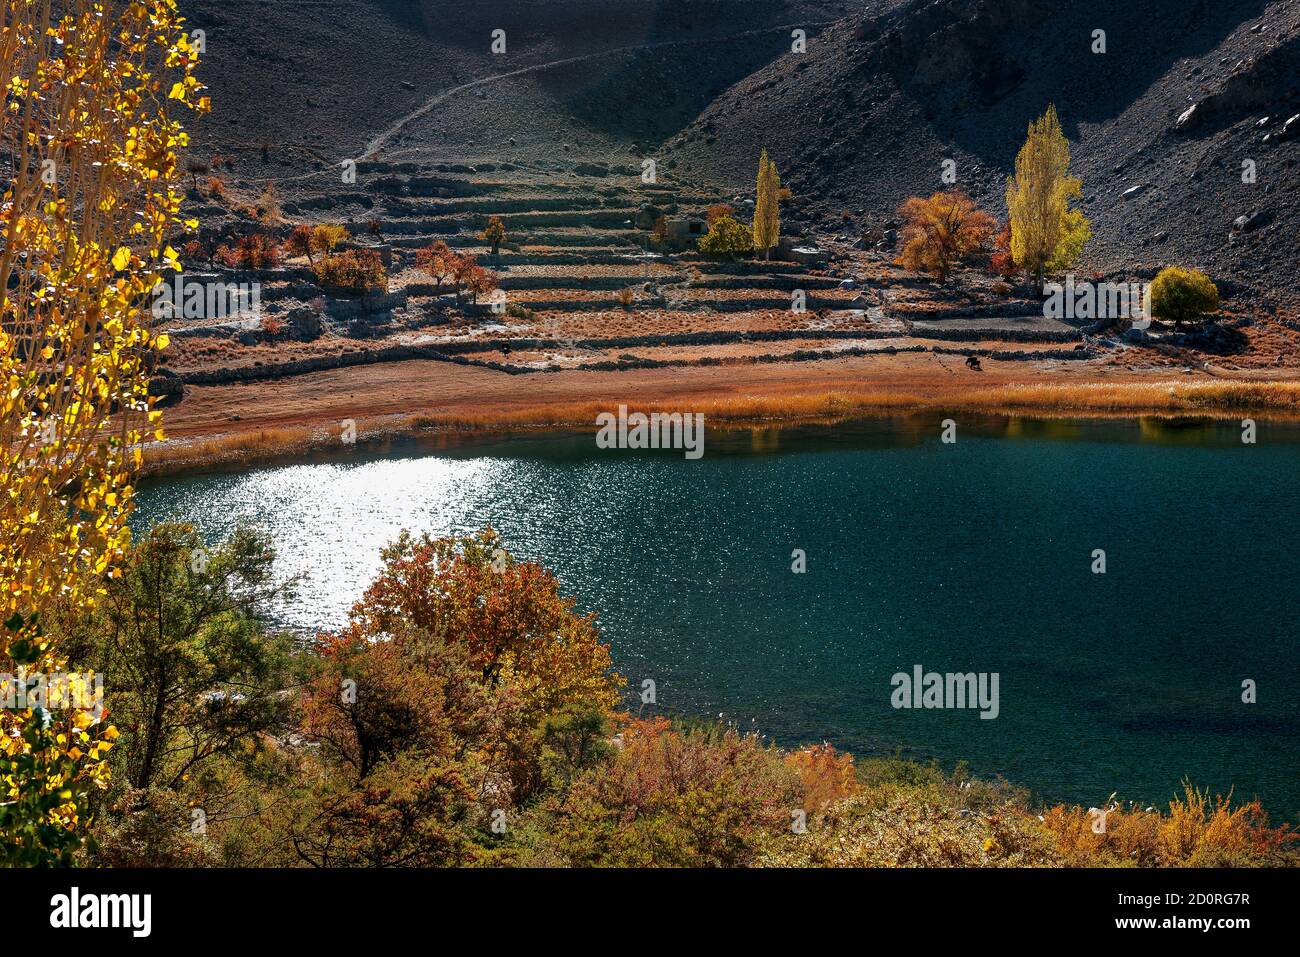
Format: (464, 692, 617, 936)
(663, 216, 706, 245)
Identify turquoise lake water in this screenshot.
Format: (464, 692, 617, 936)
(133, 416, 1300, 818)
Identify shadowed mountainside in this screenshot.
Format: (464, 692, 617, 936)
(668, 0, 1300, 300)
(184, 0, 1300, 300)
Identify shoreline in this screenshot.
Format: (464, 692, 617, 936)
(142, 354, 1300, 476)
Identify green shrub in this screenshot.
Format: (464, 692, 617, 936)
(697, 215, 754, 257)
(1150, 266, 1219, 328)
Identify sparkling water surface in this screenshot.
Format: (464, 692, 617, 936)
(133, 417, 1300, 818)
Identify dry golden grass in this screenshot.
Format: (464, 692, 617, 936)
(143, 427, 322, 476)
(144, 378, 1300, 475)
(1041, 783, 1298, 867)
(409, 381, 1300, 431)
(957, 380, 1300, 414)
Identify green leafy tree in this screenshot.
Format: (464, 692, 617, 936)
(67, 524, 296, 794)
(697, 215, 754, 257)
(1150, 266, 1220, 329)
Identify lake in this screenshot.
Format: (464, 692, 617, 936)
(133, 416, 1300, 819)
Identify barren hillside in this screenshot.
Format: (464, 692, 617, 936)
(667, 0, 1300, 301)
(186, 0, 1299, 300)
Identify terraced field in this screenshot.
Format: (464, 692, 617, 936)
(166, 157, 1109, 400)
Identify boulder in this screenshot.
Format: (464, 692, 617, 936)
(286, 306, 324, 341)
(1174, 102, 1200, 132)
(635, 203, 663, 230)
(1232, 210, 1268, 233)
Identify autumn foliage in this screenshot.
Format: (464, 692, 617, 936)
(1005, 104, 1091, 291)
(0, 0, 206, 864)
(786, 743, 859, 811)
(415, 241, 497, 303)
(480, 214, 507, 255)
(218, 232, 282, 270)
(534, 717, 801, 867)
(990, 222, 1018, 279)
(895, 190, 996, 282)
(1040, 783, 1296, 867)
(313, 249, 387, 292)
(49, 522, 1300, 869)
(264, 529, 626, 864)
(286, 223, 348, 265)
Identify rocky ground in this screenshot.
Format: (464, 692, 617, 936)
(156, 0, 1300, 453)
(670, 0, 1300, 307)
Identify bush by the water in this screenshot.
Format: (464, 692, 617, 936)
(59, 523, 1299, 869)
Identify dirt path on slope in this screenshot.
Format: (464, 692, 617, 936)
(360, 21, 836, 160)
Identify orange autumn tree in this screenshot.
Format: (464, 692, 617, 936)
(295, 619, 528, 866)
(0, 0, 207, 864)
(895, 190, 996, 282)
(480, 214, 506, 256)
(289, 529, 623, 863)
(347, 528, 621, 720)
(414, 240, 458, 289)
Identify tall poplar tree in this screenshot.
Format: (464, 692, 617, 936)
(753, 149, 783, 260)
(1005, 105, 1091, 293)
(0, 0, 207, 864)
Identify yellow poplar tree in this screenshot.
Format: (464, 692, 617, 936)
(753, 149, 783, 260)
(0, 0, 207, 864)
(1005, 104, 1091, 293)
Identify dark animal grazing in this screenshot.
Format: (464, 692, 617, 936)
(965, 355, 982, 371)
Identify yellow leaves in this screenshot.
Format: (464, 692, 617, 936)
(3, 0, 207, 864)
(1005, 104, 1088, 284)
(103, 726, 120, 742)
(753, 149, 783, 254)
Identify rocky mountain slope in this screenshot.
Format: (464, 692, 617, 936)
(184, 0, 1299, 303)
(667, 0, 1300, 302)
(185, 0, 854, 174)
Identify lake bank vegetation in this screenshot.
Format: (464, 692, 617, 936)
(39, 522, 1300, 868)
(142, 378, 1300, 477)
